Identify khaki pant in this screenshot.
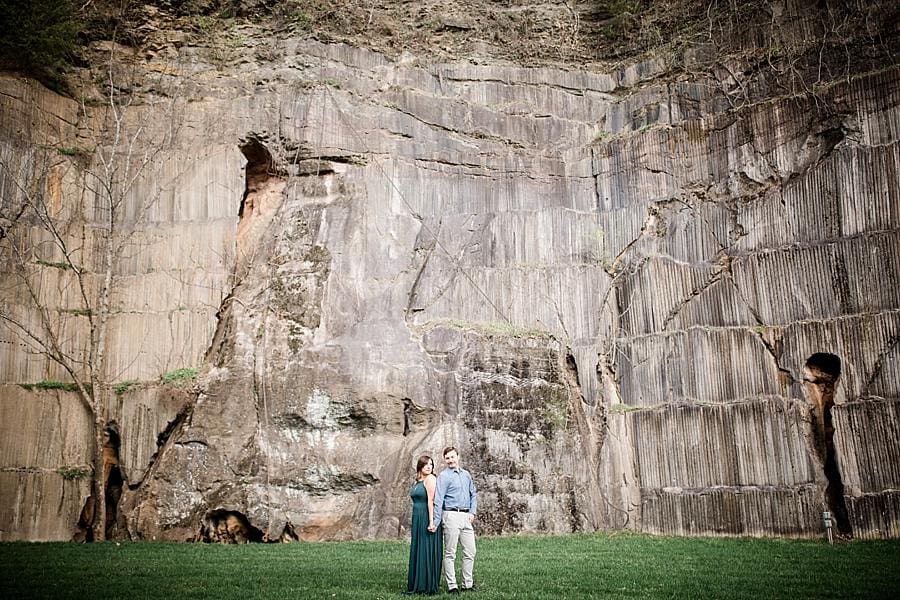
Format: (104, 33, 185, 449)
(442, 511, 476, 590)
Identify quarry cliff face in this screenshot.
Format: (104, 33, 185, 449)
(1, 0, 898, 541)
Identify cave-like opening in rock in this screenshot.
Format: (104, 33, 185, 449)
(75, 421, 124, 541)
(200, 509, 265, 543)
(103, 422, 124, 538)
(238, 136, 274, 220)
(804, 352, 851, 535)
(235, 136, 288, 269)
(402, 398, 411, 436)
(279, 521, 300, 542)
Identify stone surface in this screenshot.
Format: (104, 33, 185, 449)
(0, 386, 92, 540)
(1, 1, 898, 541)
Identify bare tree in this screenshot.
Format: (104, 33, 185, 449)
(0, 37, 181, 541)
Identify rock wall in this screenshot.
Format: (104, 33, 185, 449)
(0, 74, 237, 540)
(1, 1, 898, 541)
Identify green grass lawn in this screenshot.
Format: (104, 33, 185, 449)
(2, 533, 898, 599)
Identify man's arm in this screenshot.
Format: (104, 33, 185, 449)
(468, 470, 477, 515)
(433, 471, 446, 527)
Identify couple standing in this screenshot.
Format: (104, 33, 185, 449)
(407, 446, 477, 595)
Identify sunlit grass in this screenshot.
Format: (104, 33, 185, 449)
(3, 532, 898, 599)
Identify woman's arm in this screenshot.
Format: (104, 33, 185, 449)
(425, 474, 437, 531)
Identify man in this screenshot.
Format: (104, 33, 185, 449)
(431, 446, 477, 593)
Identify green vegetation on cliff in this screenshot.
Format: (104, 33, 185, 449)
(0, 0, 81, 86)
(18, 380, 82, 393)
(4, 1, 896, 87)
(161, 367, 199, 386)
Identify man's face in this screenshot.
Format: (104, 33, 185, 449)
(444, 450, 459, 470)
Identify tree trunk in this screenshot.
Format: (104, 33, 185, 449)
(89, 182, 116, 542)
(92, 413, 107, 542)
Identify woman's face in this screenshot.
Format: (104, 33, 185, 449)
(421, 459, 434, 476)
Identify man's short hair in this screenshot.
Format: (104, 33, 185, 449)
(442, 446, 457, 458)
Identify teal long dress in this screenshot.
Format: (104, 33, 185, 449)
(407, 479, 443, 594)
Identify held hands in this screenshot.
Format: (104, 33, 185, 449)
(427, 521, 436, 533)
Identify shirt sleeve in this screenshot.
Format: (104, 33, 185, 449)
(468, 470, 477, 515)
(433, 471, 446, 527)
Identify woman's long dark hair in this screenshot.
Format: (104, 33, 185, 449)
(415, 455, 434, 477)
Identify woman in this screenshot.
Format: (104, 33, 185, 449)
(407, 455, 442, 595)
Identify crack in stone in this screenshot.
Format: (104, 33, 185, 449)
(614, 394, 799, 413)
(410, 157, 588, 181)
(603, 198, 693, 276)
(439, 74, 616, 97)
(406, 213, 492, 315)
(719, 270, 801, 386)
(862, 333, 900, 397)
(0, 466, 84, 473)
(754, 327, 796, 386)
(660, 261, 730, 331)
(405, 217, 442, 318)
(728, 228, 899, 258)
(686, 188, 736, 250)
(643, 482, 820, 495)
(174, 439, 209, 448)
(612, 309, 900, 341)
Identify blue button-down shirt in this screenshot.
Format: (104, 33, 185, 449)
(433, 467, 477, 527)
